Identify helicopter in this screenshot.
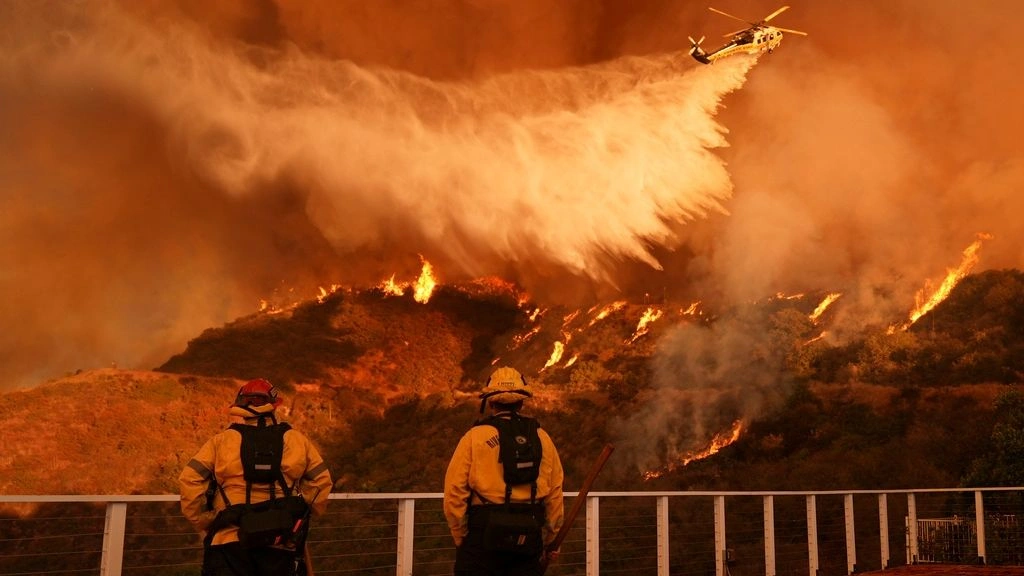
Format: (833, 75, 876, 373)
(689, 5, 807, 65)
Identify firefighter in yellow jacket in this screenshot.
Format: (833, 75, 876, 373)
(444, 366, 564, 576)
(179, 379, 332, 576)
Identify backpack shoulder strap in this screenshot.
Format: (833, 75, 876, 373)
(476, 414, 542, 504)
(229, 421, 294, 504)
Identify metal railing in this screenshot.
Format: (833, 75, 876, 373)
(1, 488, 1022, 576)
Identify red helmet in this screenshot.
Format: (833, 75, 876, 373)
(234, 378, 281, 407)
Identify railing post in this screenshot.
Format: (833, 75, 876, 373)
(396, 498, 415, 576)
(806, 495, 819, 576)
(974, 490, 986, 564)
(844, 494, 857, 575)
(763, 495, 776, 576)
(714, 495, 726, 576)
(657, 496, 669, 576)
(101, 502, 127, 576)
(586, 496, 600, 576)
(878, 493, 889, 569)
(906, 493, 918, 564)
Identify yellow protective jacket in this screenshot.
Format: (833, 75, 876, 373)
(178, 405, 333, 546)
(443, 412, 564, 547)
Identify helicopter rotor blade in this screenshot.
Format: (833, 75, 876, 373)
(722, 27, 748, 38)
(762, 5, 790, 23)
(708, 6, 751, 24)
(775, 26, 808, 36)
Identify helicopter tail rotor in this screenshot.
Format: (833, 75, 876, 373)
(687, 35, 706, 55)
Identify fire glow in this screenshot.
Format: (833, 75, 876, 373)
(902, 233, 993, 329)
(627, 307, 664, 343)
(542, 340, 567, 370)
(378, 258, 438, 304)
(809, 293, 841, 323)
(588, 301, 627, 327)
(643, 420, 744, 480)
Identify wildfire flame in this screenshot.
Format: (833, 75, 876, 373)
(774, 292, 805, 301)
(412, 260, 436, 304)
(378, 258, 438, 304)
(379, 274, 405, 297)
(804, 331, 827, 345)
(627, 307, 663, 343)
(809, 293, 841, 323)
(561, 310, 581, 330)
(588, 301, 627, 327)
(316, 284, 342, 304)
(903, 233, 993, 328)
(542, 341, 566, 370)
(682, 301, 702, 316)
(642, 420, 744, 480)
(511, 325, 542, 349)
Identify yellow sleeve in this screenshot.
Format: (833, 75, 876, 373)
(541, 432, 565, 547)
(442, 432, 473, 546)
(298, 433, 333, 517)
(178, 437, 218, 533)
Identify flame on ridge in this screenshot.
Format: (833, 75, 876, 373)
(378, 257, 438, 304)
(643, 420, 744, 481)
(542, 340, 566, 370)
(901, 233, 993, 330)
(588, 301, 627, 327)
(511, 325, 542, 349)
(317, 284, 342, 304)
(809, 293, 841, 323)
(774, 292, 805, 301)
(627, 307, 664, 344)
(803, 331, 827, 346)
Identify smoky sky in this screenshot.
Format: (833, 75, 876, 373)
(2, 0, 1022, 391)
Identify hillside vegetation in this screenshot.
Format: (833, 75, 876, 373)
(2, 270, 1023, 496)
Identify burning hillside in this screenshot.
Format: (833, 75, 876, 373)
(151, 246, 1024, 482)
(3, 264, 1023, 495)
(4, 1, 1024, 394)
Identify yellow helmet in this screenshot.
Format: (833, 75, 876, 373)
(480, 366, 532, 406)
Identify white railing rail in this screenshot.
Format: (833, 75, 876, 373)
(1, 488, 1022, 576)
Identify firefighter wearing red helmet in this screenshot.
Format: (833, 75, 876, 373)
(443, 367, 565, 575)
(179, 379, 332, 576)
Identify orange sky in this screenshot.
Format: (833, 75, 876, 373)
(1, 0, 1021, 389)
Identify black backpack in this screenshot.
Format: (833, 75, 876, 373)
(471, 413, 546, 556)
(477, 414, 543, 499)
(231, 421, 293, 500)
(207, 419, 311, 549)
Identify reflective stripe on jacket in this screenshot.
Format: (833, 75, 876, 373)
(178, 406, 332, 546)
(443, 416, 564, 547)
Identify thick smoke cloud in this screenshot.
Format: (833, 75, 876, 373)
(2, 0, 1022, 408)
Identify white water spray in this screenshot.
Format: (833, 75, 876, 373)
(5, 4, 755, 281)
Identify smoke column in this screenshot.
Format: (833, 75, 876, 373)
(0, 1, 752, 388)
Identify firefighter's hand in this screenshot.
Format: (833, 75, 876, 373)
(542, 547, 560, 564)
